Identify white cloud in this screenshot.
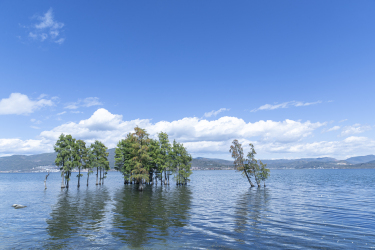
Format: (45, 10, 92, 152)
(37, 94, 48, 99)
(65, 97, 103, 110)
(26, 8, 65, 44)
(328, 126, 340, 132)
(322, 125, 340, 133)
(339, 119, 348, 123)
(37, 108, 324, 154)
(55, 38, 65, 44)
(0, 93, 54, 115)
(30, 119, 42, 124)
(254, 136, 375, 160)
(65, 103, 79, 110)
(1, 108, 373, 160)
(82, 97, 102, 107)
(204, 108, 230, 118)
(340, 124, 371, 137)
(251, 100, 322, 112)
(0, 138, 51, 155)
(57, 111, 66, 116)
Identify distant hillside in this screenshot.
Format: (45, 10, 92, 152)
(262, 158, 345, 169)
(345, 155, 375, 164)
(347, 160, 375, 169)
(191, 157, 233, 169)
(0, 153, 57, 171)
(0, 149, 116, 172)
(1, 150, 375, 172)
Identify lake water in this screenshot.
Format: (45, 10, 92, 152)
(0, 169, 374, 249)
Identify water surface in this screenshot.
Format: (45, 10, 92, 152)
(0, 169, 374, 249)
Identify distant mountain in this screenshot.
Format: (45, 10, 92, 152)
(0, 148, 116, 172)
(261, 157, 341, 169)
(349, 160, 375, 169)
(345, 155, 375, 164)
(0, 153, 57, 171)
(1, 150, 375, 172)
(191, 157, 233, 169)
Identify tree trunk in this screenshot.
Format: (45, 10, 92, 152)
(164, 171, 167, 185)
(99, 167, 102, 185)
(61, 171, 65, 188)
(78, 167, 81, 188)
(253, 170, 260, 187)
(87, 173, 89, 187)
(44, 172, 50, 189)
(96, 167, 99, 185)
(244, 169, 255, 187)
(138, 181, 144, 191)
(161, 171, 163, 185)
(66, 172, 70, 189)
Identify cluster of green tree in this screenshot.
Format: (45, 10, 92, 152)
(114, 127, 192, 190)
(230, 140, 270, 187)
(54, 134, 109, 189)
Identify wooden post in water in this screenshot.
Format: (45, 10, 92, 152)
(44, 172, 50, 189)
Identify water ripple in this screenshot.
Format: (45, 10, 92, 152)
(0, 169, 374, 249)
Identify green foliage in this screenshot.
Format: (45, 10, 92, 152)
(91, 140, 109, 169)
(54, 127, 193, 190)
(171, 140, 192, 185)
(54, 134, 70, 172)
(54, 134, 76, 187)
(91, 140, 110, 184)
(130, 127, 151, 183)
(114, 127, 193, 188)
(230, 140, 270, 187)
(257, 161, 270, 185)
(115, 133, 134, 181)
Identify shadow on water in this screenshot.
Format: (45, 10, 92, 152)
(234, 187, 270, 243)
(45, 186, 111, 249)
(111, 185, 192, 248)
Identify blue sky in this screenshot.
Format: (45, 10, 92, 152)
(1, 1, 375, 160)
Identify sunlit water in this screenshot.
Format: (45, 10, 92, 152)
(0, 169, 374, 249)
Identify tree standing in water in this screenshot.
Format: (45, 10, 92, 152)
(75, 139, 88, 188)
(115, 133, 134, 184)
(171, 140, 192, 185)
(54, 134, 70, 189)
(130, 127, 151, 191)
(230, 139, 255, 187)
(257, 161, 270, 187)
(230, 140, 270, 187)
(152, 132, 172, 185)
(84, 148, 95, 186)
(245, 143, 270, 188)
(91, 140, 109, 185)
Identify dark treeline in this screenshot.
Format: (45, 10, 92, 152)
(54, 127, 192, 190)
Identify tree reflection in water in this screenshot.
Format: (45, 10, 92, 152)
(45, 187, 111, 249)
(111, 185, 192, 248)
(234, 188, 270, 242)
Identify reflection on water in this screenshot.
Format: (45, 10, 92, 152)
(46, 186, 111, 249)
(0, 170, 375, 249)
(111, 185, 192, 248)
(234, 188, 270, 237)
